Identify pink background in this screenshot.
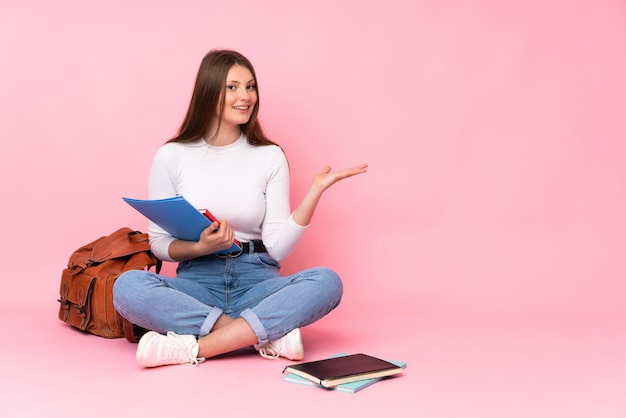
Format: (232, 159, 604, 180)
(1, 1, 625, 416)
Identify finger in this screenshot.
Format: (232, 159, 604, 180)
(348, 163, 368, 172)
(206, 222, 219, 233)
(218, 220, 232, 234)
(345, 164, 368, 176)
(318, 166, 332, 175)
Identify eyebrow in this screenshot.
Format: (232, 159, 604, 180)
(227, 79, 256, 84)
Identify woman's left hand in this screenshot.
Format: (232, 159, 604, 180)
(292, 163, 368, 227)
(311, 164, 368, 193)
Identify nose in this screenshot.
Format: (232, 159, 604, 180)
(238, 87, 249, 101)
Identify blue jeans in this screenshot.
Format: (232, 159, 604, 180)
(112, 252, 343, 346)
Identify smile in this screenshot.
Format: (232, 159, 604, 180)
(233, 106, 249, 110)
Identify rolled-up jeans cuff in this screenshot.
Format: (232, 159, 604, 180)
(240, 308, 268, 345)
(199, 307, 223, 337)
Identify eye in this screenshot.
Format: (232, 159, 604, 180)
(247, 84, 256, 91)
(226, 85, 237, 91)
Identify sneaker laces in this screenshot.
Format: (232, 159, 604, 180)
(257, 342, 281, 360)
(164, 331, 204, 366)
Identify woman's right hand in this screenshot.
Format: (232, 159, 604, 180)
(167, 220, 236, 261)
(197, 220, 236, 255)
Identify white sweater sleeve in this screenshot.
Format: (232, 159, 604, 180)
(146, 145, 181, 261)
(260, 153, 308, 260)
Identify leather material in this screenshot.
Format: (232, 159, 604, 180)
(58, 227, 161, 342)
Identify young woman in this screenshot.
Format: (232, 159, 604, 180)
(113, 49, 367, 367)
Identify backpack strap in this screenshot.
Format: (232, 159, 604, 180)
(90, 228, 151, 263)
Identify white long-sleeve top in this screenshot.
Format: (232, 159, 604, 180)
(147, 134, 307, 262)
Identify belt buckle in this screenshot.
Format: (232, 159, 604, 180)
(215, 243, 244, 258)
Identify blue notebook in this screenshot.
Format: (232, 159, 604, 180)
(122, 196, 241, 254)
(283, 353, 407, 393)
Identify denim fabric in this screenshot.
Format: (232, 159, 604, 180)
(112, 252, 343, 345)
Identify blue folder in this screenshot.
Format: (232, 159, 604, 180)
(122, 196, 241, 254)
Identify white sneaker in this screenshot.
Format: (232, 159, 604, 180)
(255, 328, 304, 360)
(136, 331, 204, 367)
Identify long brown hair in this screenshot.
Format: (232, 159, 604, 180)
(168, 49, 277, 146)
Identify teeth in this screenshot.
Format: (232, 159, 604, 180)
(234, 106, 248, 110)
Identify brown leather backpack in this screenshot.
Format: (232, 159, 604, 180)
(58, 227, 161, 342)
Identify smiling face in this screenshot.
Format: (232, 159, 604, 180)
(217, 64, 258, 130)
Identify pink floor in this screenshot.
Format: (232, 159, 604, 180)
(2, 296, 624, 417)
